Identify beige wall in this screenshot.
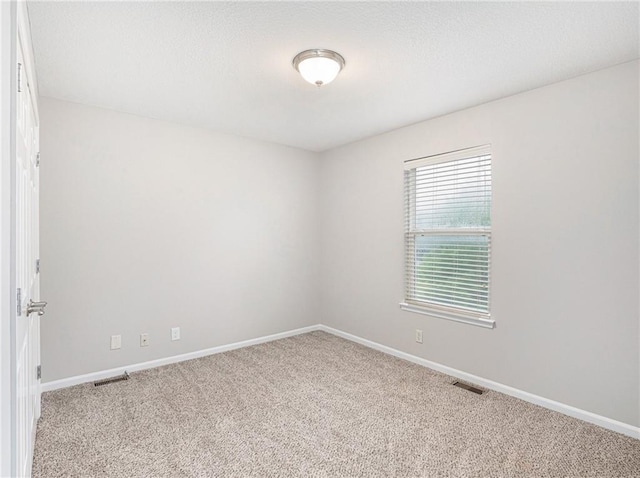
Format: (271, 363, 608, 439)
(319, 61, 640, 426)
(40, 61, 639, 428)
(40, 98, 320, 381)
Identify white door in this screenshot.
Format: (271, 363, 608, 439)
(14, 6, 43, 476)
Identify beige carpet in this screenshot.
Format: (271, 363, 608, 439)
(33, 331, 640, 477)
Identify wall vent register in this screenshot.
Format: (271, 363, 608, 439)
(94, 371, 130, 387)
(452, 381, 485, 395)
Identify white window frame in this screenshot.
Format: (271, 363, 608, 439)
(400, 145, 494, 329)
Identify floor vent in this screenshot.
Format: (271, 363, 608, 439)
(94, 371, 130, 387)
(452, 380, 484, 395)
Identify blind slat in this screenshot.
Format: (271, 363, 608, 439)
(410, 289, 488, 302)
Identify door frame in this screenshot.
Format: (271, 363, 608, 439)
(0, 0, 17, 476)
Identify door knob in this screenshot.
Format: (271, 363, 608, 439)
(26, 299, 47, 317)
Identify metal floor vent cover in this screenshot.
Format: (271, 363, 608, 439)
(94, 371, 130, 387)
(452, 380, 485, 395)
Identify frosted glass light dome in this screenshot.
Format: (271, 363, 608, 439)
(293, 49, 345, 87)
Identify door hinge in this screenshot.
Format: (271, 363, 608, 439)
(36, 365, 41, 380)
(36, 259, 40, 274)
(17, 63, 22, 93)
(36, 152, 40, 167)
(16, 288, 21, 316)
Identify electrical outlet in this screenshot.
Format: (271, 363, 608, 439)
(110, 335, 121, 350)
(171, 327, 180, 341)
(140, 333, 150, 347)
(415, 329, 423, 344)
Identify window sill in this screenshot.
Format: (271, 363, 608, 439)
(399, 302, 495, 329)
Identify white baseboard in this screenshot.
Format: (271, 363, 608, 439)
(41, 325, 321, 393)
(41, 323, 639, 440)
(318, 325, 640, 440)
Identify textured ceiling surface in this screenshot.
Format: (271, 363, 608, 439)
(28, 1, 639, 152)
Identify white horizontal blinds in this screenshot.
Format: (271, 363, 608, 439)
(404, 146, 491, 316)
(409, 235, 490, 312)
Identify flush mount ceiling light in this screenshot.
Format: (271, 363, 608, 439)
(293, 49, 345, 87)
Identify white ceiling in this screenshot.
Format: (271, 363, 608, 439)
(28, 1, 639, 152)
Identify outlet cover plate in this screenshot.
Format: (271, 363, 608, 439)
(140, 333, 150, 347)
(171, 327, 180, 341)
(110, 335, 121, 350)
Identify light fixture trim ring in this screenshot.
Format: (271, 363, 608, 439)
(292, 49, 346, 73)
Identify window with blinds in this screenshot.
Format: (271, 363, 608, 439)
(401, 145, 494, 328)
